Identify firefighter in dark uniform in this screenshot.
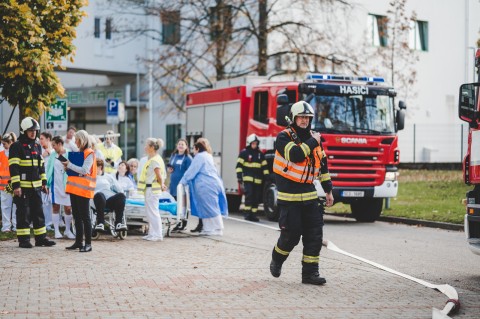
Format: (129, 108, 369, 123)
(236, 134, 269, 222)
(9, 117, 55, 248)
(269, 101, 334, 285)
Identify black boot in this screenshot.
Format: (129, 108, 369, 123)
(245, 213, 259, 222)
(66, 242, 83, 250)
(302, 271, 326, 285)
(35, 237, 56, 247)
(270, 260, 283, 278)
(79, 244, 92, 252)
(19, 241, 33, 249)
(190, 219, 203, 233)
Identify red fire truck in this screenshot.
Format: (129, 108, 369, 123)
(458, 48, 480, 255)
(186, 74, 406, 222)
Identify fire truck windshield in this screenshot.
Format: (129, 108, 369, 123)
(309, 94, 396, 134)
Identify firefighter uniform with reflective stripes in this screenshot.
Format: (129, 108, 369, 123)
(236, 146, 269, 218)
(9, 135, 48, 244)
(271, 126, 332, 283)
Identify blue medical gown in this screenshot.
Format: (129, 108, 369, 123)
(180, 152, 228, 218)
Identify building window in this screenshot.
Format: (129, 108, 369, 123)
(166, 124, 182, 156)
(367, 14, 388, 47)
(409, 20, 428, 51)
(94, 18, 101, 38)
(161, 11, 180, 45)
(209, 4, 233, 41)
(253, 91, 269, 124)
(106, 18, 112, 40)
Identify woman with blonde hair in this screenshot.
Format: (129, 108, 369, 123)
(0, 132, 17, 232)
(63, 130, 97, 252)
(137, 138, 167, 241)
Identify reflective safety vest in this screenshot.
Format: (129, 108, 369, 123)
(65, 149, 97, 198)
(273, 129, 323, 184)
(137, 155, 163, 195)
(0, 151, 9, 191)
(97, 143, 122, 174)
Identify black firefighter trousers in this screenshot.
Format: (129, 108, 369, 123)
(243, 182, 263, 214)
(13, 189, 46, 243)
(272, 200, 324, 276)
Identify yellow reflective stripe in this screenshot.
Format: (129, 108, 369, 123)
(302, 255, 319, 263)
(277, 191, 318, 201)
(66, 181, 95, 192)
(8, 158, 20, 165)
(274, 245, 290, 256)
(11, 176, 20, 182)
(300, 143, 310, 157)
(237, 158, 244, 164)
(320, 173, 331, 182)
(243, 162, 262, 168)
(244, 205, 251, 210)
(284, 142, 295, 162)
(243, 176, 254, 182)
(254, 179, 262, 184)
(20, 180, 42, 188)
(261, 160, 267, 166)
(251, 208, 258, 213)
(236, 168, 243, 173)
(34, 226, 46, 235)
(263, 170, 269, 175)
(16, 228, 30, 236)
(40, 173, 46, 179)
(19, 160, 39, 166)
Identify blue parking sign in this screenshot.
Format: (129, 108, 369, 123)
(107, 99, 119, 116)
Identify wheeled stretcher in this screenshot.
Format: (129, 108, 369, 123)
(124, 184, 190, 237)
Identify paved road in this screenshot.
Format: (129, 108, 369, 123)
(0, 214, 479, 318)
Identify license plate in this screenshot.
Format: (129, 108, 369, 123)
(342, 191, 364, 197)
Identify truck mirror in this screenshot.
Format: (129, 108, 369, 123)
(277, 94, 289, 105)
(276, 104, 291, 127)
(398, 100, 406, 109)
(458, 83, 479, 124)
(396, 109, 405, 131)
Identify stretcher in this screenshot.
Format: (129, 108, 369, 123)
(124, 184, 190, 237)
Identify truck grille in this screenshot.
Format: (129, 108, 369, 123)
(325, 146, 384, 187)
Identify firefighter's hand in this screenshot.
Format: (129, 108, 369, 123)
(41, 185, 49, 195)
(325, 192, 334, 207)
(13, 188, 22, 197)
(311, 131, 321, 145)
(238, 180, 245, 193)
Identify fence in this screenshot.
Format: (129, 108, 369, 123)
(398, 123, 468, 163)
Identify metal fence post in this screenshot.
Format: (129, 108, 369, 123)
(413, 124, 416, 163)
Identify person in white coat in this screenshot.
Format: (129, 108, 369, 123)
(0, 132, 17, 232)
(137, 138, 167, 241)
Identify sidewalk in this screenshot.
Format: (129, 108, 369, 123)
(0, 217, 450, 319)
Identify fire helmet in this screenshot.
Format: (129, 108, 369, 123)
(246, 133, 259, 146)
(20, 117, 40, 134)
(290, 101, 314, 120)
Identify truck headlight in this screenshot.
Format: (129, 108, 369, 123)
(385, 172, 398, 181)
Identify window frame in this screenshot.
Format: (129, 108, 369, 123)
(367, 14, 388, 47)
(161, 10, 181, 45)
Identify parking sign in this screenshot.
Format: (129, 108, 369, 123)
(107, 99, 119, 124)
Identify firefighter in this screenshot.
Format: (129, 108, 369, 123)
(236, 133, 269, 222)
(269, 101, 334, 285)
(9, 117, 56, 248)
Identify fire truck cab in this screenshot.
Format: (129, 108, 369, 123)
(458, 48, 480, 255)
(186, 74, 406, 222)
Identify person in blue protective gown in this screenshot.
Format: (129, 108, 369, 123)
(180, 138, 228, 236)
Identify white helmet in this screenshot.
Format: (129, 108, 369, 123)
(20, 117, 40, 134)
(290, 101, 314, 120)
(246, 133, 259, 146)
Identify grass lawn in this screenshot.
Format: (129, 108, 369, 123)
(326, 169, 471, 224)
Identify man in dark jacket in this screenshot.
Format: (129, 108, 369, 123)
(9, 117, 55, 248)
(270, 101, 334, 285)
(236, 134, 269, 221)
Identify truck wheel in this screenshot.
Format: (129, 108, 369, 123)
(264, 184, 279, 221)
(226, 194, 242, 213)
(350, 198, 383, 222)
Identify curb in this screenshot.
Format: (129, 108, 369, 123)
(324, 212, 464, 231)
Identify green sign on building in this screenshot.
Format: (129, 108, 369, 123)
(45, 99, 68, 131)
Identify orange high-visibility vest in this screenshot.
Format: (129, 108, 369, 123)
(273, 129, 323, 184)
(65, 149, 97, 198)
(0, 151, 9, 190)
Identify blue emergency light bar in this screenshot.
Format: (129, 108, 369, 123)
(305, 73, 385, 83)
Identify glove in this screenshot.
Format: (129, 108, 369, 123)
(238, 179, 245, 193)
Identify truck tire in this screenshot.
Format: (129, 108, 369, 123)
(226, 194, 242, 213)
(264, 183, 279, 221)
(350, 198, 383, 222)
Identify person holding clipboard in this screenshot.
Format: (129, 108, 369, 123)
(61, 130, 97, 253)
